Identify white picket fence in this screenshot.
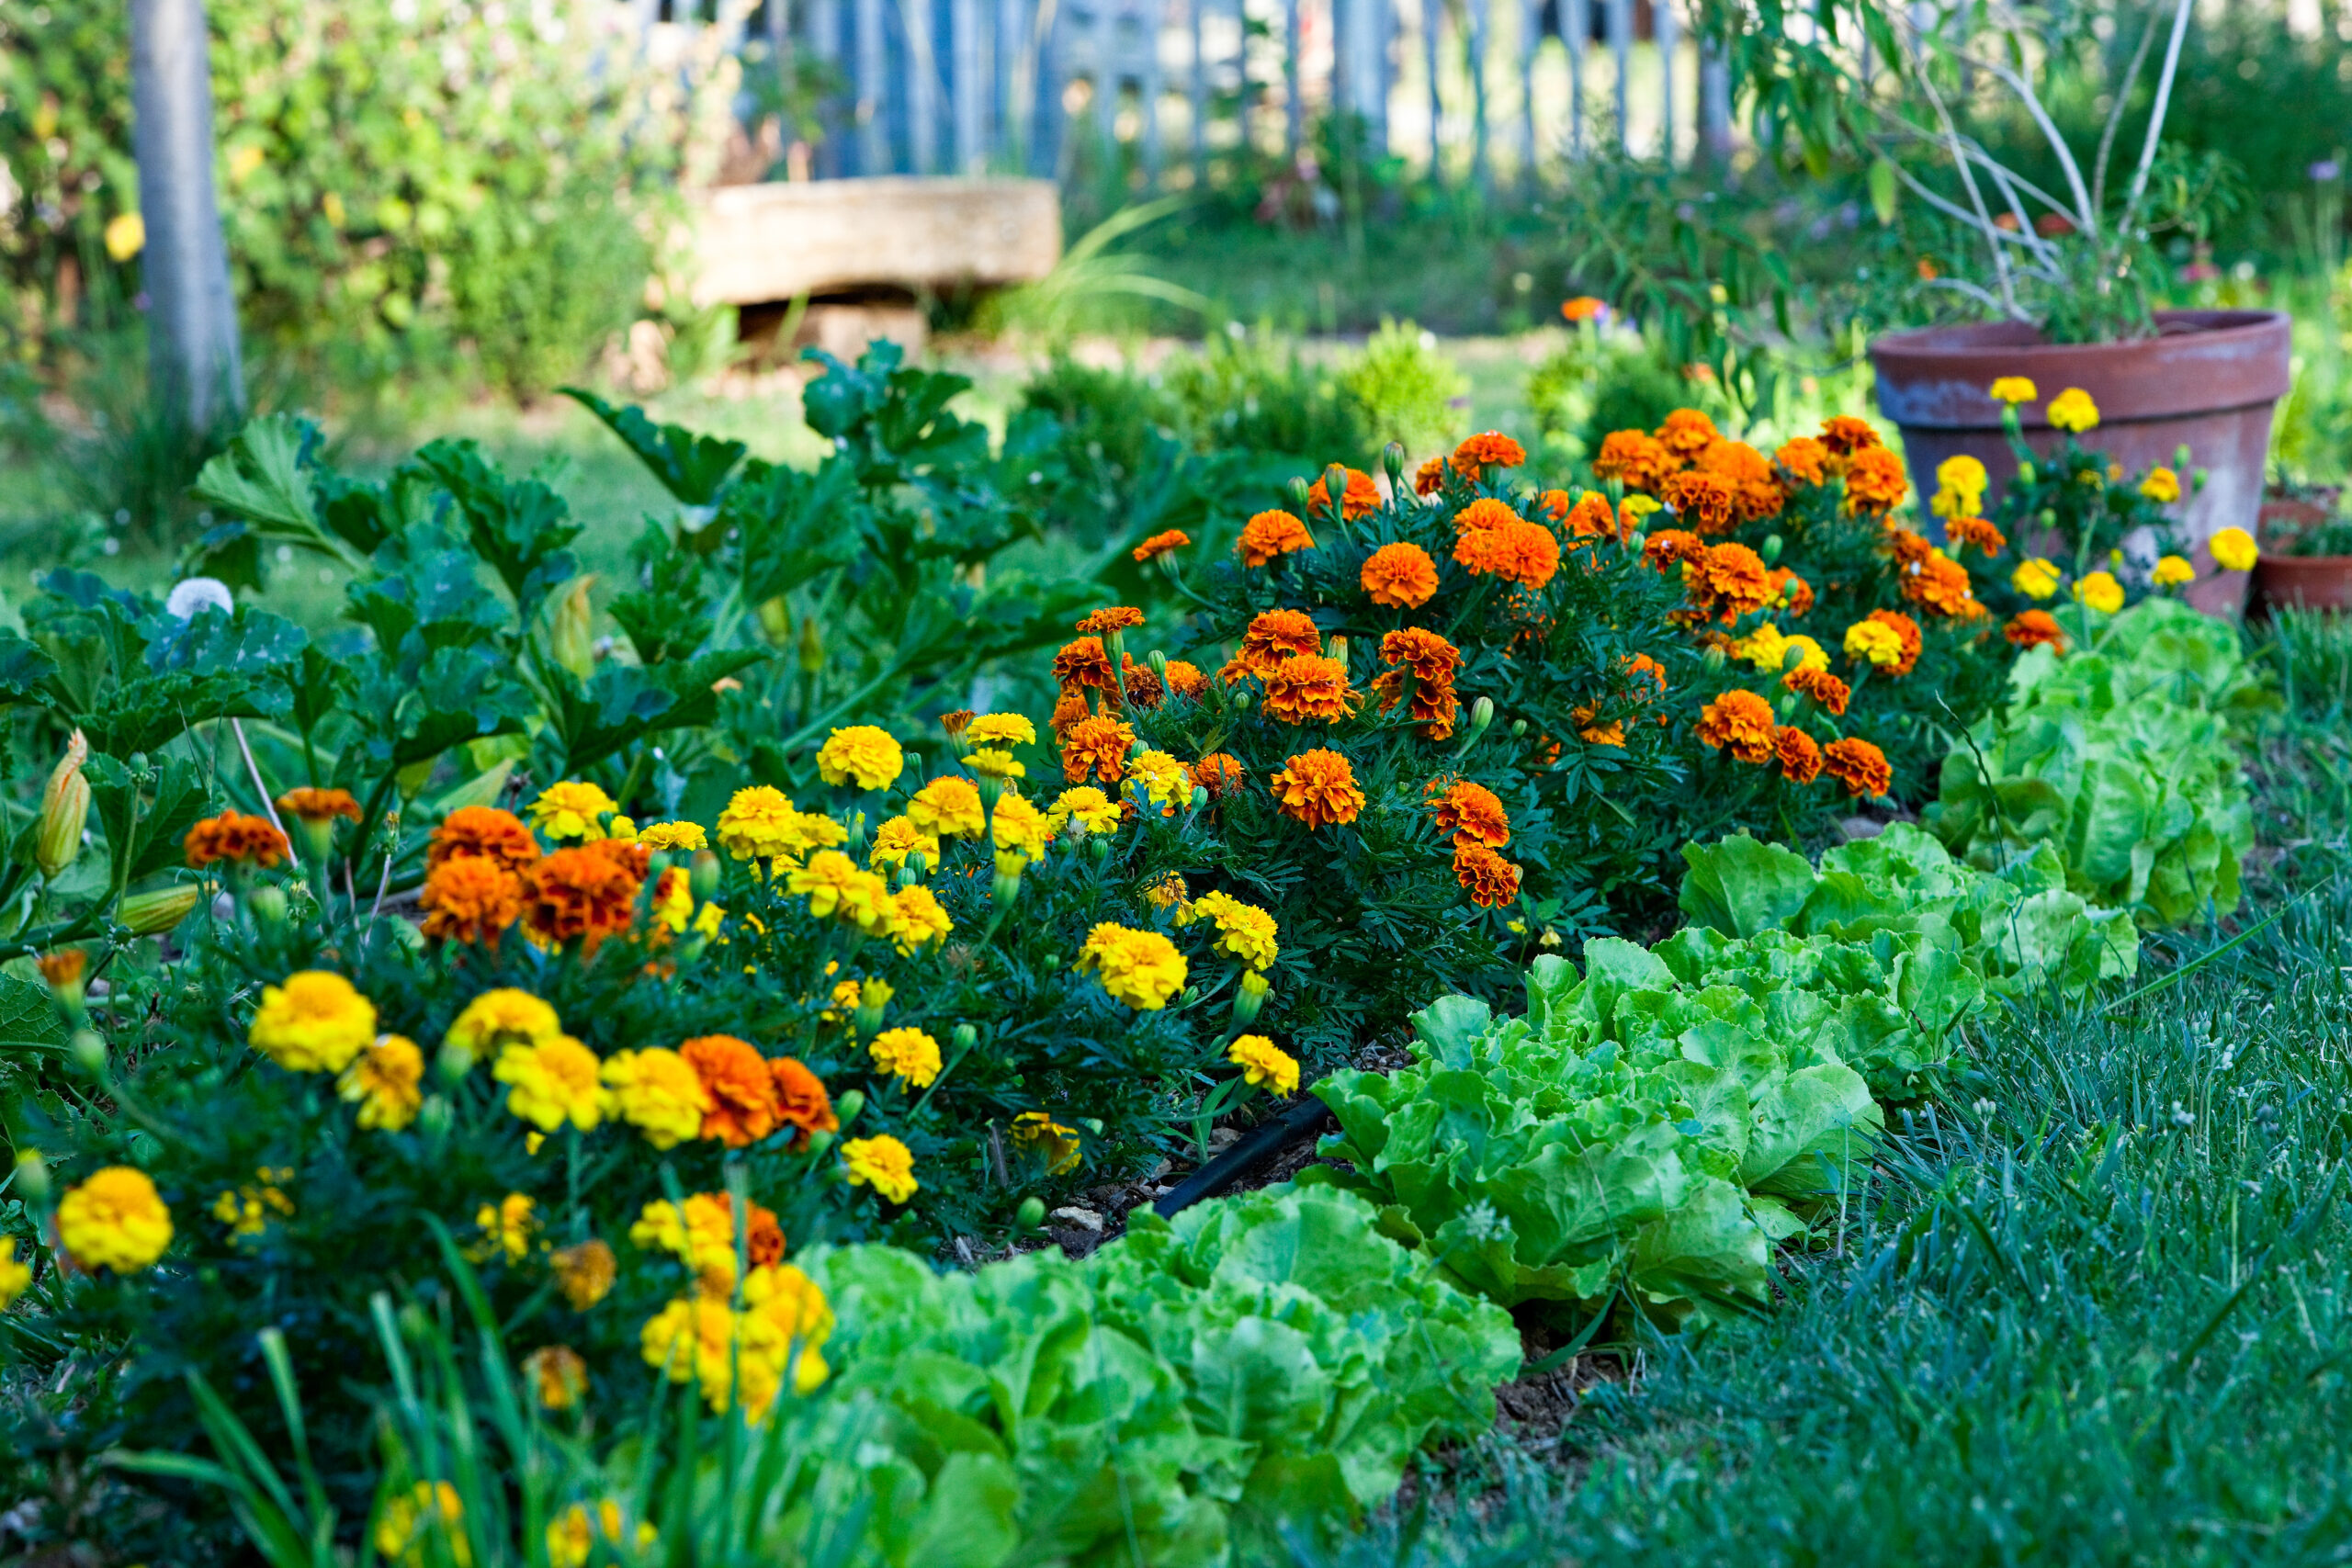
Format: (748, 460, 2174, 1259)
(630, 0, 1735, 186)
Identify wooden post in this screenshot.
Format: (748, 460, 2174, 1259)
(1467, 0, 1490, 194)
(857, 0, 888, 171)
(812, 0, 844, 175)
(1607, 0, 1629, 152)
(1191, 0, 1208, 175)
(1423, 0, 1444, 183)
(1698, 36, 1731, 164)
(953, 0, 985, 168)
(130, 0, 243, 434)
(1284, 0, 1304, 157)
(906, 0, 941, 173)
(1655, 0, 1676, 163)
(1371, 0, 1392, 154)
(1517, 0, 1538, 186)
(1565, 0, 1585, 156)
(1093, 4, 1116, 148)
(1142, 0, 1168, 183)
(1001, 0, 1029, 167)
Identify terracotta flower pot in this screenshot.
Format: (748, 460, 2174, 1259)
(1871, 310, 2292, 615)
(2250, 502, 2352, 615)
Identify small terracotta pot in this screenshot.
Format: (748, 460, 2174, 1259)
(1871, 310, 2292, 615)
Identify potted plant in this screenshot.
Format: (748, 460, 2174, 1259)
(2253, 485, 2352, 614)
(1711, 0, 2290, 613)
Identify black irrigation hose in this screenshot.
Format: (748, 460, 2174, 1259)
(1152, 1095, 1337, 1219)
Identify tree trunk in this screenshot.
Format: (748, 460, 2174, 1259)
(130, 0, 243, 435)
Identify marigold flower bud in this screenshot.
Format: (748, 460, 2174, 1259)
(248, 886, 288, 924)
(990, 859, 1023, 908)
(797, 616, 825, 674)
(69, 1029, 107, 1078)
(1287, 476, 1311, 511)
(1016, 1196, 1046, 1231)
(118, 885, 199, 936)
(36, 730, 89, 880)
(1233, 969, 1272, 1026)
(1322, 464, 1350, 515)
(756, 594, 794, 648)
(1148, 649, 1169, 680)
(14, 1148, 50, 1203)
(689, 850, 721, 902)
(1382, 441, 1407, 489)
(854, 978, 892, 1038)
(952, 1023, 978, 1051)
(1761, 533, 1783, 566)
(835, 1089, 865, 1126)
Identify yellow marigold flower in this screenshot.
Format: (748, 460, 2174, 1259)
(1127, 750, 1193, 817)
(209, 1167, 295, 1237)
(816, 725, 906, 791)
(788, 850, 900, 936)
(2011, 557, 2063, 599)
(842, 1135, 919, 1204)
(640, 1265, 831, 1417)
(820, 978, 862, 1024)
(1843, 619, 1906, 669)
(716, 785, 803, 861)
(1934, 454, 1988, 503)
(2073, 570, 2124, 614)
(377, 1482, 468, 1568)
(548, 1503, 655, 1568)
(57, 1166, 172, 1272)
(336, 1034, 424, 1132)
(476, 1192, 538, 1264)
(1011, 1111, 1083, 1174)
(523, 1344, 588, 1411)
(607, 817, 638, 841)
(629, 1193, 736, 1280)
(2153, 554, 2197, 588)
(1987, 376, 2038, 404)
(1143, 871, 1194, 923)
(907, 776, 987, 840)
(965, 748, 1025, 781)
(869, 1027, 943, 1088)
(1227, 1034, 1301, 1095)
(551, 1239, 617, 1309)
(636, 820, 708, 852)
(650, 866, 695, 932)
(1735, 622, 1791, 672)
(2046, 387, 2099, 433)
(868, 815, 941, 870)
(600, 1047, 712, 1149)
(530, 781, 619, 843)
(965, 713, 1037, 749)
(1048, 786, 1121, 836)
(2210, 525, 2259, 572)
(0, 1237, 29, 1310)
(2140, 467, 2182, 504)
(1075, 923, 1189, 1010)
(447, 988, 561, 1068)
(249, 971, 378, 1075)
(892, 886, 954, 953)
(1193, 889, 1279, 971)
(1781, 634, 1829, 673)
(991, 791, 1050, 865)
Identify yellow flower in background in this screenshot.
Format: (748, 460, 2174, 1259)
(103, 211, 146, 262)
(628, 1193, 743, 1287)
(1048, 786, 1121, 836)
(815, 726, 905, 791)
(1193, 889, 1280, 971)
(523, 1345, 588, 1411)
(715, 785, 797, 859)
(965, 748, 1025, 781)
(249, 971, 378, 1074)
(476, 1193, 538, 1264)
(0, 1237, 29, 1309)
(607, 817, 638, 842)
(1127, 750, 1193, 817)
(447, 988, 560, 1067)
(1227, 1034, 1301, 1095)
(2073, 570, 2125, 614)
(376, 1482, 468, 1568)
(650, 867, 695, 932)
(1734, 622, 1791, 672)
(57, 1167, 173, 1272)
(2011, 558, 2064, 599)
(990, 792, 1051, 866)
(868, 1027, 943, 1088)
(1075, 923, 1189, 1010)
(210, 1167, 294, 1237)
(1778, 634, 1829, 674)
(788, 851, 899, 936)
(1935, 453, 1989, 499)
(338, 1034, 424, 1131)
(964, 713, 1037, 749)
(2153, 554, 2197, 588)
(1010, 1111, 1083, 1174)
(892, 886, 954, 953)
(2210, 526, 2259, 572)
(2046, 387, 2099, 433)
(1842, 619, 1905, 669)
(636, 820, 708, 852)
(1143, 871, 1194, 923)
(2140, 467, 2182, 504)
(548, 1502, 655, 1568)
(551, 1239, 617, 1309)
(1986, 376, 2038, 404)
(600, 1048, 711, 1149)
(868, 815, 940, 870)
(842, 1135, 919, 1204)
(907, 776, 987, 840)
(529, 781, 618, 842)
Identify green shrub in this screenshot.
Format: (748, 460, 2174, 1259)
(1160, 329, 1368, 460)
(1333, 319, 1467, 459)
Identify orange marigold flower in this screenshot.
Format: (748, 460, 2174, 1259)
(277, 787, 361, 824)
(1076, 606, 1145, 636)
(428, 806, 542, 874)
(1379, 626, 1463, 682)
(1271, 749, 1365, 829)
(1361, 542, 1440, 608)
(1944, 513, 2008, 554)
(1843, 446, 1909, 513)
(1642, 528, 1706, 571)
(680, 1034, 782, 1148)
(1453, 843, 1523, 908)
(1702, 542, 1775, 618)
(1905, 551, 1986, 619)
(1453, 497, 1521, 535)
(1868, 608, 1924, 675)
(1560, 491, 1621, 547)
(521, 845, 640, 954)
(421, 855, 525, 946)
(1114, 656, 1165, 711)
(1699, 439, 1784, 523)
(1573, 706, 1626, 746)
(1307, 466, 1382, 519)
(1192, 752, 1248, 798)
(1164, 660, 1208, 697)
(939, 708, 977, 739)
(185, 812, 290, 869)
(1131, 529, 1191, 563)
(1221, 609, 1323, 682)
(1821, 737, 1894, 798)
(1061, 715, 1136, 784)
(1238, 509, 1316, 568)
(1777, 726, 1825, 784)
(1372, 626, 1464, 739)
(1049, 690, 1091, 737)
(1622, 652, 1669, 702)
(1775, 436, 1830, 487)
(1819, 414, 1882, 458)
(1052, 636, 1118, 693)
(2005, 609, 2067, 652)
(770, 1057, 838, 1148)
(1659, 470, 1736, 535)
(1592, 430, 1674, 492)
(1259, 655, 1359, 725)
(1414, 457, 1450, 496)
(1696, 689, 1780, 765)
(1785, 666, 1850, 716)
(1770, 569, 1815, 617)
(584, 837, 653, 881)
(1886, 527, 1935, 569)
(1451, 431, 1527, 474)
(1456, 519, 1560, 592)
(1656, 408, 1720, 463)
(1430, 780, 1510, 849)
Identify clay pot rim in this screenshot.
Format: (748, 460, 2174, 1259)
(1871, 308, 2290, 359)
(2256, 552, 2352, 568)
